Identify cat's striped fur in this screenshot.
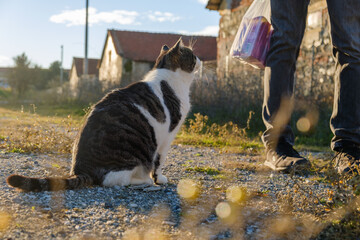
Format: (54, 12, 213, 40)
(7, 38, 201, 191)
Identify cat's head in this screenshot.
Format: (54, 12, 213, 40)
(154, 38, 201, 73)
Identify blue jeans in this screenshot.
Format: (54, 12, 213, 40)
(262, 0, 360, 151)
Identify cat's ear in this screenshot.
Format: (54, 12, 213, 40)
(171, 38, 182, 54)
(161, 45, 169, 53)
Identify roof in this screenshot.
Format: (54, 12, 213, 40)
(99, 30, 217, 67)
(206, 0, 250, 11)
(0, 67, 12, 74)
(71, 57, 99, 77)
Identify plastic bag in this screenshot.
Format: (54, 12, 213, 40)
(230, 0, 272, 69)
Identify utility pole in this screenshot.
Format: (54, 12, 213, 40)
(84, 0, 89, 75)
(60, 45, 64, 84)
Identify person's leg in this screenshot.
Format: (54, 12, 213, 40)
(262, 0, 309, 147)
(327, 0, 360, 174)
(262, 0, 311, 171)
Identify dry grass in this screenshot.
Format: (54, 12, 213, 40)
(175, 112, 263, 154)
(0, 106, 82, 154)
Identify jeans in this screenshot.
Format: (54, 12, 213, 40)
(262, 0, 360, 151)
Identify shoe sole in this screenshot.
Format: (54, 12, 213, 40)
(264, 161, 311, 172)
(263, 161, 289, 171)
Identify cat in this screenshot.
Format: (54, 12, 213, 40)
(7, 38, 201, 191)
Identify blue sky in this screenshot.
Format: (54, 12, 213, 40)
(0, 0, 220, 69)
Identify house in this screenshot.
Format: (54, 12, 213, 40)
(98, 30, 217, 90)
(0, 67, 11, 88)
(303, 0, 329, 47)
(69, 57, 99, 97)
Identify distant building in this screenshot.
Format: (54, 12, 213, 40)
(98, 30, 217, 90)
(69, 57, 99, 97)
(0, 67, 11, 88)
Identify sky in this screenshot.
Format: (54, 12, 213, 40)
(0, 0, 220, 69)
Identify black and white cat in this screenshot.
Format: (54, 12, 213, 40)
(7, 38, 201, 191)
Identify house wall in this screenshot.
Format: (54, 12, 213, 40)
(131, 61, 152, 82)
(216, 5, 259, 84)
(99, 35, 123, 90)
(69, 66, 79, 97)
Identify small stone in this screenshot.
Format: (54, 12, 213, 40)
(129, 203, 138, 208)
(143, 186, 161, 192)
(162, 221, 176, 226)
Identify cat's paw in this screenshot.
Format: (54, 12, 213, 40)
(156, 175, 168, 184)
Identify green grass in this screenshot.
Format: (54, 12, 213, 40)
(185, 166, 221, 175)
(9, 147, 24, 153)
(0, 88, 11, 99)
(1, 102, 91, 118)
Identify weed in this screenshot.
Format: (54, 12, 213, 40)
(177, 112, 263, 154)
(0, 107, 80, 154)
(186, 166, 220, 175)
(9, 147, 24, 153)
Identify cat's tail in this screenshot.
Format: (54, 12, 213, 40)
(6, 174, 93, 192)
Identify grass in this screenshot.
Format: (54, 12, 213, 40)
(185, 166, 221, 175)
(0, 88, 11, 99)
(0, 106, 82, 154)
(0, 104, 331, 155)
(175, 112, 264, 154)
(2, 102, 91, 117)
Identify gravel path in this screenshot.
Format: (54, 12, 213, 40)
(0, 145, 354, 239)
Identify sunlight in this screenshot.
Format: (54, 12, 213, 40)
(226, 185, 247, 204)
(177, 179, 199, 200)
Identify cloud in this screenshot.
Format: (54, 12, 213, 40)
(146, 11, 181, 22)
(180, 25, 219, 36)
(50, 7, 139, 26)
(0, 55, 12, 66)
(50, 8, 181, 27)
(197, 0, 209, 5)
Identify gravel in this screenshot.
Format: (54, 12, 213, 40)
(0, 145, 354, 239)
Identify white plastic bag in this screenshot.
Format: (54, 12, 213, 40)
(230, 0, 272, 69)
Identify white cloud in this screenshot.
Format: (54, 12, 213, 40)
(197, 0, 209, 5)
(180, 25, 219, 36)
(50, 7, 139, 26)
(0, 55, 12, 67)
(50, 8, 181, 27)
(147, 11, 181, 22)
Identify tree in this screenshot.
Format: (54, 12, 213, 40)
(31, 64, 49, 90)
(8, 53, 32, 97)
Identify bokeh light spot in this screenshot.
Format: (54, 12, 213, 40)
(215, 202, 232, 219)
(123, 228, 141, 240)
(177, 179, 199, 199)
(271, 215, 296, 234)
(144, 228, 167, 240)
(0, 212, 11, 232)
(296, 117, 311, 132)
(226, 185, 246, 204)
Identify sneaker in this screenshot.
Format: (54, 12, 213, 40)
(334, 148, 360, 175)
(264, 140, 311, 172)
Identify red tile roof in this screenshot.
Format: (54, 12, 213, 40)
(100, 30, 217, 66)
(72, 57, 99, 77)
(206, 0, 250, 11)
(0, 67, 12, 74)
